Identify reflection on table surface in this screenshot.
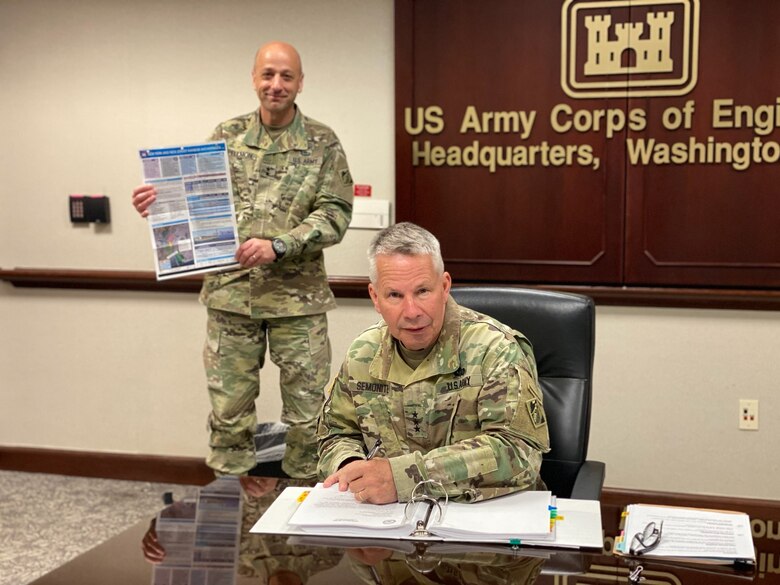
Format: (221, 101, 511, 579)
(34, 477, 780, 585)
(146, 476, 577, 585)
(142, 477, 771, 585)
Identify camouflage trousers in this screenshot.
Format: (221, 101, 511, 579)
(203, 308, 331, 478)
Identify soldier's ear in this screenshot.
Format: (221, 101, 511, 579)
(442, 271, 452, 297)
(368, 283, 381, 313)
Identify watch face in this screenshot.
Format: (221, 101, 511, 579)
(273, 239, 286, 256)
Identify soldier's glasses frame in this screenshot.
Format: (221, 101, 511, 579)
(629, 521, 663, 556)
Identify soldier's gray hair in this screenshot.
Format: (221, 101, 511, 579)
(367, 222, 445, 284)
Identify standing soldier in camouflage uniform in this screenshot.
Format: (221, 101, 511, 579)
(132, 41, 353, 479)
(318, 223, 549, 503)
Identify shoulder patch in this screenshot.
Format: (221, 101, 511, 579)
(525, 398, 547, 428)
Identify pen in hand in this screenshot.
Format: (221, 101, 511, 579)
(366, 438, 382, 460)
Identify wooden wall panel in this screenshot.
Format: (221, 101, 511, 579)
(396, 0, 625, 285)
(396, 0, 780, 291)
(624, 1, 780, 287)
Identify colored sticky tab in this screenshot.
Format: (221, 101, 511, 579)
(297, 490, 311, 503)
(547, 505, 559, 529)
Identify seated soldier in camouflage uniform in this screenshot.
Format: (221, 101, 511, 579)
(317, 222, 550, 504)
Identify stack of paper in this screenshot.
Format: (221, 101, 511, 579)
(615, 503, 755, 565)
(287, 484, 555, 542)
(287, 485, 421, 539)
(433, 491, 555, 542)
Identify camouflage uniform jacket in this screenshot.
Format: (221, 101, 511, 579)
(198, 107, 354, 317)
(317, 297, 551, 503)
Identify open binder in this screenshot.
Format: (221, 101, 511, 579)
(250, 483, 603, 550)
(614, 503, 755, 566)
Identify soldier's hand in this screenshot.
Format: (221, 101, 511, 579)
(323, 458, 398, 504)
(131, 184, 156, 218)
(236, 238, 276, 267)
(141, 518, 166, 563)
(239, 476, 278, 497)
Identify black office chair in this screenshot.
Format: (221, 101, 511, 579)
(450, 286, 605, 500)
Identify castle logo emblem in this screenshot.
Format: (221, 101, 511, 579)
(561, 0, 700, 98)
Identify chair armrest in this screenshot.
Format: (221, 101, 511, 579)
(570, 460, 605, 500)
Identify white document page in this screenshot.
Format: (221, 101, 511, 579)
(251, 486, 309, 536)
(523, 498, 603, 549)
(287, 483, 428, 538)
(434, 491, 553, 540)
(620, 504, 755, 561)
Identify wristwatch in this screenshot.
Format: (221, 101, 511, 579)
(271, 238, 287, 261)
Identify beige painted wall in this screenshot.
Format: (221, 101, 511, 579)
(1, 0, 778, 500)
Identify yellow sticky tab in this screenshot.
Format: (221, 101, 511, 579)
(549, 514, 564, 530)
(297, 490, 311, 503)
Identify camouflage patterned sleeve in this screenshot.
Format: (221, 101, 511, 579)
(316, 363, 367, 479)
(389, 341, 550, 503)
(206, 124, 233, 144)
(277, 133, 354, 259)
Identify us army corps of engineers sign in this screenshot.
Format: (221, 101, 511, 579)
(404, 0, 780, 175)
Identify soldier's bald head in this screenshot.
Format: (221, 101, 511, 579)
(251, 41, 304, 126)
(253, 41, 303, 76)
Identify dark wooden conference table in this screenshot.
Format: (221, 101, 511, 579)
(31, 476, 774, 585)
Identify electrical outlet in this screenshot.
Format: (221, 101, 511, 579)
(739, 399, 759, 430)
